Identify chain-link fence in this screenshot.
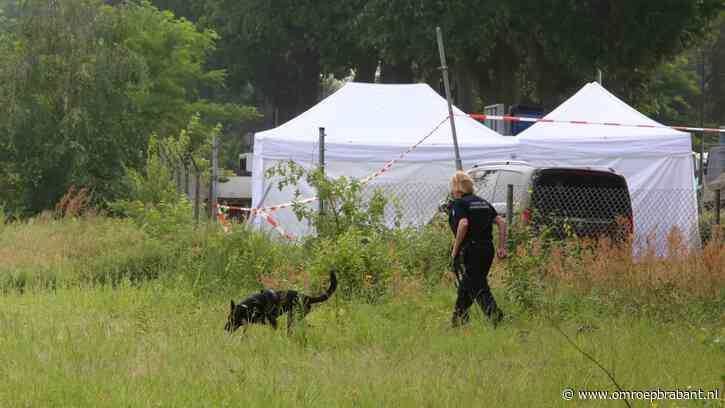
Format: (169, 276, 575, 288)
(360, 181, 702, 255)
(361, 182, 450, 228)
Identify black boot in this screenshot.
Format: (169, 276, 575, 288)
(491, 309, 504, 328)
(451, 308, 470, 328)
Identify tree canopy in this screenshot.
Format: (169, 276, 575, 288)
(0, 0, 256, 214)
(2, 0, 724, 214)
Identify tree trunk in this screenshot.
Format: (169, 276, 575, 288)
(273, 49, 321, 125)
(353, 50, 378, 83)
(492, 41, 520, 108)
(453, 64, 478, 112)
(476, 64, 494, 107)
(379, 59, 414, 83)
(708, 21, 725, 125)
(532, 42, 559, 111)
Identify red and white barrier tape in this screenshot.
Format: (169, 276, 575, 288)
(216, 204, 293, 239)
(217, 206, 229, 232)
(219, 196, 316, 214)
(219, 115, 450, 214)
(360, 115, 450, 184)
(466, 113, 725, 134)
(219, 111, 720, 236)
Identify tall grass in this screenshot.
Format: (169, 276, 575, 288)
(0, 215, 174, 291)
(0, 284, 722, 407)
(0, 214, 723, 406)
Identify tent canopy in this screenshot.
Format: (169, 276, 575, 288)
(252, 82, 518, 236)
(255, 82, 518, 163)
(518, 82, 698, 251)
(519, 82, 691, 158)
(251, 81, 698, 250)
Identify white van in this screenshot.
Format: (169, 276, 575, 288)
(466, 161, 634, 240)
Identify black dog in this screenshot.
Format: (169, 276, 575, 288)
(225, 272, 337, 333)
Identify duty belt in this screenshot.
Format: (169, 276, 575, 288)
(466, 239, 493, 247)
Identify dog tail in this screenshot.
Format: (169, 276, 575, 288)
(306, 271, 337, 304)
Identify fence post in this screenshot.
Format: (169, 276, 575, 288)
(207, 177, 213, 220)
(194, 171, 200, 225)
(184, 164, 189, 196)
(175, 166, 181, 192)
(716, 189, 721, 226)
(318, 127, 325, 216)
(506, 184, 514, 251)
(208, 135, 219, 221)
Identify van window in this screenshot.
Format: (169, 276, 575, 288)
(471, 169, 498, 201)
(531, 169, 632, 238)
(492, 170, 523, 204)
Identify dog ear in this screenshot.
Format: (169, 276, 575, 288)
(230, 300, 235, 312)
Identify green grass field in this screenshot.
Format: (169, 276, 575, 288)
(0, 284, 722, 407)
(0, 217, 723, 407)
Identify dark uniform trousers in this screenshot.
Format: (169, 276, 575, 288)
(453, 240, 503, 326)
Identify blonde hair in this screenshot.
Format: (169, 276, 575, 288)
(449, 171, 474, 195)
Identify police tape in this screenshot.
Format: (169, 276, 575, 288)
(257, 210, 294, 240)
(359, 115, 451, 184)
(218, 115, 450, 215)
(216, 204, 293, 239)
(465, 113, 725, 134)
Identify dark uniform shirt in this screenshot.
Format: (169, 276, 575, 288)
(448, 193, 498, 245)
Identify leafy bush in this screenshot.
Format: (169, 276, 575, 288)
(110, 132, 196, 238)
(0, 216, 176, 292)
(699, 208, 725, 243)
(392, 218, 450, 284)
(503, 226, 547, 312)
(266, 161, 389, 239)
(305, 228, 396, 301)
(187, 225, 305, 292)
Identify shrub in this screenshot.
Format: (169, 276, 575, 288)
(699, 208, 725, 243)
(392, 218, 450, 284)
(306, 228, 396, 302)
(266, 161, 389, 239)
(0, 216, 176, 292)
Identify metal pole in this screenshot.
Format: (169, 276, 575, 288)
(699, 49, 706, 205)
(210, 135, 219, 221)
(506, 184, 514, 251)
(319, 127, 325, 215)
(715, 127, 724, 227)
(207, 177, 213, 220)
(596, 68, 603, 85)
(246, 182, 274, 226)
(436, 26, 463, 171)
(715, 189, 721, 226)
(176, 167, 181, 192)
(194, 171, 200, 225)
(184, 165, 189, 196)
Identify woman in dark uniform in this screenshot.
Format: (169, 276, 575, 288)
(448, 171, 507, 327)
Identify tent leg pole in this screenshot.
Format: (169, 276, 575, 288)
(436, 26, 462, 171)
(506, 184, 514, 252)
(319, 127, 325, 216)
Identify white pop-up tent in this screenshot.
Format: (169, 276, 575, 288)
(518, 82, 699, 252)
(252, 82, 518, 237)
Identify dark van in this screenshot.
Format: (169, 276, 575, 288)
(467, 161, 633, 241)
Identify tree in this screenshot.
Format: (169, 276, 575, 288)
(0, 0, 256, 215)
(346, 0, 725, 112)
(511, 0, 724, 110)
(201, 0, 364, 125)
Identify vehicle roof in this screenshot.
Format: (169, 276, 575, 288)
(468, 161, 618, 175)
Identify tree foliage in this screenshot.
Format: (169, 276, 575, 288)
(0, 0, 256, 215)
(177, 0, 725, 122)
(200, 0, 366, 125)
